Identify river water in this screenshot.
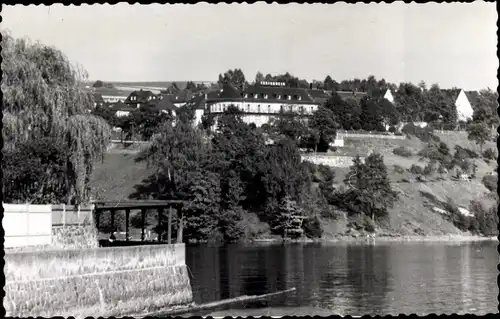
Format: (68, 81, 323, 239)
(185, 241, 498, 316)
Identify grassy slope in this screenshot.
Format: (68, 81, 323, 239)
(91, 147, 153, 201)
(91, 132, 497, 238)
(326, 132, 497, 237)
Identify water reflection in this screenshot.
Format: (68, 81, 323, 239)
(185, 241, 497, 316)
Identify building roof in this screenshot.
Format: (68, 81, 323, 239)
(335, 90, 367, 101)
(307, 89, 331, 103)
(440, 88, 462, 101)
(125, 90, 157, 104)
(241, 84, 316, 104)
(219, 83, 241, 99)
(464, 90, 480, 108)
(154, 98, 178, 112)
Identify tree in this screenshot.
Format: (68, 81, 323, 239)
(255, 71, 264, 84)
(309, 106, 338, 152)
(2, 33, 111, 204)
(359, 97, 385, 131)
(93, 80, 104, 88)
(218, 68, 247, 92)
(467, 122, 490, 152)
(185, 81, 197, 90)
(343, 154, 397, 221)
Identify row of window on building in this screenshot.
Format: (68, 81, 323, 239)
(244, 93, 302, 101)
(211, 103, 316, 114)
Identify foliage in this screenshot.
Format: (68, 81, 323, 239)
(393, 165, 406, 174)
(410, 164, 424, 175)
(302, 216, 323, 238)
(469, 200, 498, 236)
(481, 174, 497, 192)
(2, 33, 111, 204)
(393, 146, 413, 157)
(309, 106, 338, 152)
(482, 148, 497, 160)
(466, 122, 490, 152)
(401, 123, 436, 142)
(218, 68, 248, 92)
(340, 154, 398, 220)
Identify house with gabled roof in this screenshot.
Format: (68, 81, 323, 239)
(441, 88, 474, 122)
(125, 90, 158, 109)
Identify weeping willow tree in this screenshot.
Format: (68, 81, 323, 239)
(2, 33, 111, 204)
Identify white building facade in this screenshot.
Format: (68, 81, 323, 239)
(206, 82, 321, 128)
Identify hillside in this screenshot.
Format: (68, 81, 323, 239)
(91, 131, 498, 238)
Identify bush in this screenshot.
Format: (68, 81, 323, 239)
(393, 165, 405, 174)
(423, 160, 438, 176)
(402, 123, 436, 142)
(352, 122, 362, 130)
(471, 203, 498, 236)
(410, 164, 424, 175)
(388, 126, 397, 133)
(482, 148, 497, 160)
(482, 174, 497, 192)
(238, 212, 271, 241)
(393, 146, 413, 157)
(302, 216, 323, 238)
(454, 145, 479, 160)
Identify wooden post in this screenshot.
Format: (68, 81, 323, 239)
(110, 209, 115, 231)
(141, 209, 146, 241)
(95, 209, 100, 231)
(168, 207, 172, 245)
(177, 205, 183, 244)
(157, 208, 163, 242)
(125, 209, 130, 241)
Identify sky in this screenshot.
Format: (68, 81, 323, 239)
(2, 2, 498, 90)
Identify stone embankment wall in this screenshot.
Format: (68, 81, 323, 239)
(4, 243, 192, 317)
(337, 131, 407, 140)
(301, 154, 364, 167)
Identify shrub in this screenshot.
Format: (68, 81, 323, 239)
(410, 164, 424, 175)
(393, 146, 413, 157)
(352, 122, 362, 130)
(482, 174, 497, 192)
(402, 123, 436, 142)
(388, 126, 397, 133)
(454, 145, 479, 160)
(482, 148, 497, 160)
(423, 160, 438, 176)
(302, 216, 323, 238)
(468, 200, 499, 236)
(393, 165, 405, 174)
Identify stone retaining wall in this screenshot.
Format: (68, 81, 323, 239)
(302, 155, 363, 168)
(4, 243, 192, 317)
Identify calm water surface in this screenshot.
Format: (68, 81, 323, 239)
(185, 241, 498, 316)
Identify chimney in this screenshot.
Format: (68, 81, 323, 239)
(204, 93, 207, 100)
(309, 83, 313, 90)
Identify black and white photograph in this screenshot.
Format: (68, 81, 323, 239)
(2, 2, 498, 317)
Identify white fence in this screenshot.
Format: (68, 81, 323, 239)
(3, 204, 52, 248)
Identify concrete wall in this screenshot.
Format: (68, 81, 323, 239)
(337, 131, 407, 140)
(301, 154, 364, 167)
(4, 243, 192, 317)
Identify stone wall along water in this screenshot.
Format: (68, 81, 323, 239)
(4, 243, 193, 317)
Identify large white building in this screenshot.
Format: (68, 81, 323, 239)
(205, 82, 323, 128)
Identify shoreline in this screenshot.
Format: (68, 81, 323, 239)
(251, 234, 498, 244)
